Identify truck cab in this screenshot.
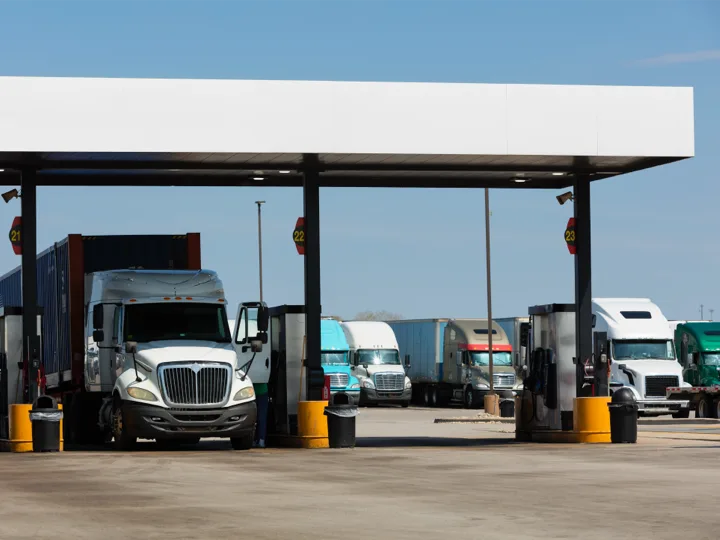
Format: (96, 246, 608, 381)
(593, 298, 690, 417)
(443, 319, 515, 408)
(675, 322, 720, 388)
(341, 321, 411, 407)
(88, 269, 264, 450)
(321, 318, 360, 405)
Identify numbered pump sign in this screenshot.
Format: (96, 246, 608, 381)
(293, 217, 305, 255)
(8, 216, 21, 255)
(564, 217, 576, 255)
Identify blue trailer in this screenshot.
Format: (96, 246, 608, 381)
(321, 318, 360, 405)
(389, 319, 516, 408)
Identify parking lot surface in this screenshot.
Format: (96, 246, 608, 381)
(1, 407, 719, 540)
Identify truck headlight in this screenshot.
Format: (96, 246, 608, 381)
(234, 387, 255, 401)
(350, 383, 360, 389)
(127, 387, 158, 402)
(362, 379, 375, 389)
(474, 382, 490, 390)
(405, 377, 412, 389)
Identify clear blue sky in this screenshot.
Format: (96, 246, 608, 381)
(0, 0, 718, 321)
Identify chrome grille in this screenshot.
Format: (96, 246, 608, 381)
(374, 373, 404, 391)
(645, 376, 678, 398)
(493, 374, 516, 388)
(159, 363, 232, 406)
(328, 373, 349, 388)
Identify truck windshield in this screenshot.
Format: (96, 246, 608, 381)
(612, 340, 675, 360)
(469, 352, 512, 366)
(703, 353, 720, 366)
(321, 351, 349, 365)
(357, 349, 400, 365)
(124, 303, 231, 343)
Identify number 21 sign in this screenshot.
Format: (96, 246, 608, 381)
(8, 216, 21, 255)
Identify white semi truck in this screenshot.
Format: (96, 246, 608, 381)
(89, 269, 266, 449)
(593, 298, 690, 417)
(341, 321, 412, 407)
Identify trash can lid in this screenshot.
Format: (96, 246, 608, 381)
(611, 387, 636, 404)
(33, 395, 58, 409)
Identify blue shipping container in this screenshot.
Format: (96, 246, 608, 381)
(0, 240, 72, 387)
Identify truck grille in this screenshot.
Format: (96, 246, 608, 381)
(159, 363, 232, 406)
(328, 373, 349, 388)
(374, 373, 404, 391)
(493, 374, 516, 388)
(645, 376, 679, 398)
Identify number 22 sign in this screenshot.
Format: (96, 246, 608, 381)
(293, 217, 305, 255)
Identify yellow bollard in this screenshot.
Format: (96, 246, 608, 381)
(9, 404, 33, 452)
(297, 401, 329, 449)
(573, 397, 611, 443)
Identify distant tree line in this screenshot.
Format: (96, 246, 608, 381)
(323, 311, 404, 322)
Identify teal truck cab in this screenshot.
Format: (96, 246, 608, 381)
(675, 322, 720, 387)
(322, 318, 361, 405)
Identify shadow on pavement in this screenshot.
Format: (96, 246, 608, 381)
(356, 437, 517, 448)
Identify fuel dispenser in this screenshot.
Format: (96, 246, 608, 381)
(516, 303, 611, 443)
(266, 305, 307, 439)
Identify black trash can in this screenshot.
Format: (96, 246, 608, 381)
(29, 395, 63, 452)
(324, 405, 358, 448)
(499, 399, 515, 418)
(607, 388, 638, 444)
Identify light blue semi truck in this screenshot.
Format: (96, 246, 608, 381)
(321, 318, 361, 405)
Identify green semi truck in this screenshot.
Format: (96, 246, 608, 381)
(666, 322, 720, 417)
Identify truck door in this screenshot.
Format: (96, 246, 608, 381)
(233, 303, 270, 384)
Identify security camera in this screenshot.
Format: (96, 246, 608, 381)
(2, 189, 19, 203)
(556, 191, 574, 206)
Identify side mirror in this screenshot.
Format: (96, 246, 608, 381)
(93, 304, 103, 330)
(250, 339, 263, 353)
(126, 341, 138, 354)
(92, 329, 104, 343)
(519, 323, 529, 347)
(257, 304, 269, 333)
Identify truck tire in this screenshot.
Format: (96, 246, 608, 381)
(672, 409, 690, 419)
(423, 386, 433, 407)
(697, 398, 712, 419)
(714, 399, 720, 420)
(111, 399, 137, 451)
(230, 435, 253, 450)
(431, 387, 440, 408)
(401, 400, 410, 408)
(464, 386, 479, 409)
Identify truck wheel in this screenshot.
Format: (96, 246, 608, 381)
(111, 400, 137, 451)
(672, 410, 690, 419)
(714, 399, 720, 420)
(431, 387, 441, 408)
(401, 400, 410, 408)
(464, 387, 478, 409)
(697, 398, 711, 419)
(230, 435, 253, 450)
(423, 386, 433, 407)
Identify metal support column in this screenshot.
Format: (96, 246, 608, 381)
(302, 154, 324, 401)
(573, 175, 604, 396)
(20, 169, 40, 404)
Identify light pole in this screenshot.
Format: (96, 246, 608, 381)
(700, 304, 704, 321)
(484, 188, 495, 409)
(710, 309, 714, 322)
(255, 201, 265, 302)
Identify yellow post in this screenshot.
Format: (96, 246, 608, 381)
(573, 397, 611, 443)
(297, 400, 329, 449)
(9, 404, 33, 452)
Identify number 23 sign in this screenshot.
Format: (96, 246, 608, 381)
(564, 217, 576, 255)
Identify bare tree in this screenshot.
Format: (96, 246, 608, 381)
(323, 315, 344, 321)
(354, 310, 403, 322)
